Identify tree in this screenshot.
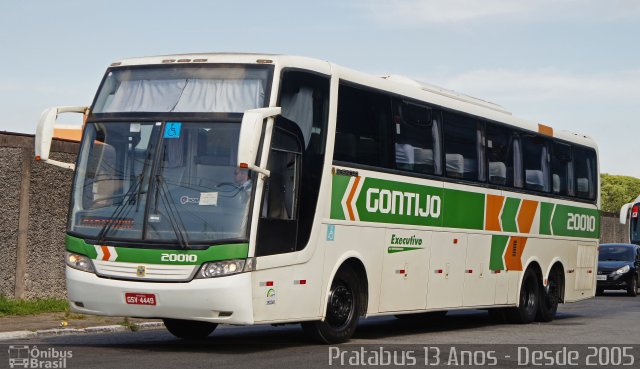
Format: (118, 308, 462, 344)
(600, 174, 640, 213)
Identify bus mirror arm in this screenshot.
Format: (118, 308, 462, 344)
(35, 105, 89, 170)
(237, 107, 281, 177)
(620, 202, 633, 225)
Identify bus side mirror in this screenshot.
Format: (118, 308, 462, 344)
(35, 106, 88, 170)
(620, 202, 633, 225)
(237, 107, 281, 177)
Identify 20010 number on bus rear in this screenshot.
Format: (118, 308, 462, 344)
(567, 213, 597, 232)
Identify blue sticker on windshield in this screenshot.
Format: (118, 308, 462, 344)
(164, 122, 182, 139)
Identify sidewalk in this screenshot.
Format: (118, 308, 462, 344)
(0, 313, 163, 341)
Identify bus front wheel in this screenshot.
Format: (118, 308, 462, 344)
(302, 267, 363, 344)
(506, 268, 539, 324)
(163, 318, 218, 339)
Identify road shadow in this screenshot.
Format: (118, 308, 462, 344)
(27, 308, 589, 355)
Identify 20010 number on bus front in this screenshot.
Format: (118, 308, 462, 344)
(567, 213, 596, 232)
(161, 254, 197, 263)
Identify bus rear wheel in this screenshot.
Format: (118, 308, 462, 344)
(536, 267, 562, 322)
(302, 267, 363, 344)
(163, 318, 218, 339)
(506, 268, 539, 324)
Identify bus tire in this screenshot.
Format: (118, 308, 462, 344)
(536, 267, 562, 322)
(506, 268, 539, 324)
(302, 267, 363, 344)
(627, 276, 638, 297)
(163, 318, 218, 339)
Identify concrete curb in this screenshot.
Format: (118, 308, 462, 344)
(0, 322, 165, 341)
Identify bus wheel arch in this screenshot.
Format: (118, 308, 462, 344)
(302, 257, 369, 343)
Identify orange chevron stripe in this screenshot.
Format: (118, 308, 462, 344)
(504, 236, 527, 271)
(517, 200, 539, 234)
(101, 246, 111, 261)
(346, 176, 361, 221)
(485, 194, 505, 231)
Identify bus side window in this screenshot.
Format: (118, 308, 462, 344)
(522, 134, 551, 193)
(443, 112, 484, 182)
(573, 146, 597, 200)
(335, 84, 392, 168)
(393, 100, 441, 175)
(486, 123, 515, 187)
(551, 142, 573, 196)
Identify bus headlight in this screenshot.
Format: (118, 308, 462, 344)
(197, 260, 246, 278)
(66, 252, 95, 273)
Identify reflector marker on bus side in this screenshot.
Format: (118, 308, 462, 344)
(293, 280, 307, 285)
(259, 281, 274, 287)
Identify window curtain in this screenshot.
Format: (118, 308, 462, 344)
(103, 79, 264, 113)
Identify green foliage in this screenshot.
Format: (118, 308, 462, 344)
(600, 174, 640, 213)
(0, 295, 68, 317)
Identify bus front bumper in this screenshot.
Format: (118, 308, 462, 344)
(66, 266, 254, 324)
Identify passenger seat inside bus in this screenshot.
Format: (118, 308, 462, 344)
(489, 161, 507, 185)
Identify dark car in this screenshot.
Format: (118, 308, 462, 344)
(597, 243, 640, 296)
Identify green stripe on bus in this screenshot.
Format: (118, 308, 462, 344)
(551, 205, 600, 238)
(330, 174, 350, 220)
(387, 246, 422, 254)
(65, 235, 249, 265)
(501, 198, 521, 233)
(354, 177, 444, 227)
(66, 234, 98, 259)
(442, 188, 484, 230)
(490, 235, 510, 271)
(539, 202, 554, 235)
(329, 172, 600, 239)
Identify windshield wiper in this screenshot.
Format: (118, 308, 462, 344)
(155, 175, 190, 249)
(96, 175, 143, 245)
(96, 138, 157, 245)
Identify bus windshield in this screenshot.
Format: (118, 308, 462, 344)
(70, 121, 253, 246)
(92, 64, 272, 114)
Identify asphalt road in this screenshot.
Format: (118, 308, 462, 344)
(1, 291, 639, 369)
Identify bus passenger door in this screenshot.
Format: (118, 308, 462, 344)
(379, 230, 430, 312)
(427, 232, 467, 309)
(463, 234, 496, 306)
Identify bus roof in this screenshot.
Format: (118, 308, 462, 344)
(110, 53, 598, 151)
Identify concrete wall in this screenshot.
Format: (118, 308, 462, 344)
(0, 146, 22, 297)
(0, 133, 78, 299)
(600, 212, 629, 244)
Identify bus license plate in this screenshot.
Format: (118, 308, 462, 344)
(125, 293, 157, 306)
(596, 275, 607, 281)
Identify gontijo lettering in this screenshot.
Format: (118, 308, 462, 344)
(366, 188, 441, 218)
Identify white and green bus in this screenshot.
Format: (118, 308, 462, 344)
(619, 196, 640, 244)
(35, 53, 600, 343)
